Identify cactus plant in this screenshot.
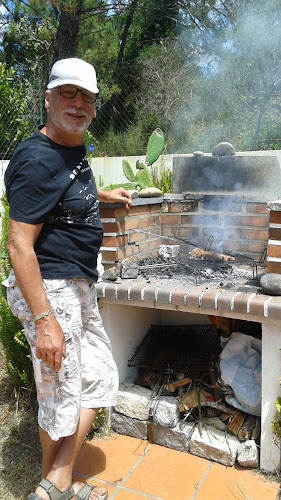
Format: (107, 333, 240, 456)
(99, 182, 138, 191)
(136, 165, 154, 189)
(100, 128, 165, 196)
(122, 159, 137, 182)
(146, 128, 165, 165)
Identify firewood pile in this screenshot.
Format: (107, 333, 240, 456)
(129, 323, 261, 442)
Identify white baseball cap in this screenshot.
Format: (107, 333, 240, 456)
(47, 58, 99, 94)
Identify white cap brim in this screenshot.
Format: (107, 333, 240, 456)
(47, 78, 99, 94)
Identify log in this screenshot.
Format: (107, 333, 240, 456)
(237, 415, 257, 441)
(227, 410, 247, 436)
(167, 377, 191, 393)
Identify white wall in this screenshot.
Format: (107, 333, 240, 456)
(90, 154, 174, 187)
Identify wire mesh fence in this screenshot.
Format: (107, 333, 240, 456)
(0, 61, 164, 160)
(0, 50, 186, 160)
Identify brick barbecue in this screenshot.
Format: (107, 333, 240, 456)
(95, 150, 281, 473)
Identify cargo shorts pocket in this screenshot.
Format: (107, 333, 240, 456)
(6, 285, 31, 322)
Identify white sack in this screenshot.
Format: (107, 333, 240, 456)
(219, 332, 261, 416)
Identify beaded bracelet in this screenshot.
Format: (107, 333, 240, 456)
(31, 308, 54, 322)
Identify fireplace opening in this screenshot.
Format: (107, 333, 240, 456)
(112, 321, 262, 468)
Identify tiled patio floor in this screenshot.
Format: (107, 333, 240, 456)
(73, 433, 280, 500)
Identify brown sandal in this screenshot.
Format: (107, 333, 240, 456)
(27, 478, 75, 500)
(76, 482, 108, 500)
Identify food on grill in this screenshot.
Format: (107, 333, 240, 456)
(189, 247, 235, 262)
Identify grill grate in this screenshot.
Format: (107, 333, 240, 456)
(128, 324, 221, 374)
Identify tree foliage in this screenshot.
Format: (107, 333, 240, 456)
(0, 196, 33, 390)
(0, 62, 34, 158)
(1, 0, 281, 156)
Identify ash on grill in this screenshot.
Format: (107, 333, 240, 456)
(128, 324, 261, 441)
(139, 255, 261, 288)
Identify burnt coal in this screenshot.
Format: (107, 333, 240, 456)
(139, 256, 261, 289)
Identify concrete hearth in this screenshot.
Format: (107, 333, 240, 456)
(96, 277, 281, 474)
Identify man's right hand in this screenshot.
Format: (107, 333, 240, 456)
(35, 315, 66, 371)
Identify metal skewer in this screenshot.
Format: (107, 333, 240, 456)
(133, 229, 265, 264)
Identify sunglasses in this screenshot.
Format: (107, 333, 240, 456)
(59, 85, 97, 103)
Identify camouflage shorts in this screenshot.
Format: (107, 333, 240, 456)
(4, 271, 119, 441)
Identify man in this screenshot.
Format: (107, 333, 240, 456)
(4, 58, 132, 500)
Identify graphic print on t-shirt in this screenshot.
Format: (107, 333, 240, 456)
(47, 156, 100, 227)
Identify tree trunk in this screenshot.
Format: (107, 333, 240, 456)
(3, 0, 21, 68)
(51, 0, 83, 65)
(110, 0, 138, 129)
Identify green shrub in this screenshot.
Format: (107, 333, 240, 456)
(152, 165, 172, 194)
(0, 196, 33, 390)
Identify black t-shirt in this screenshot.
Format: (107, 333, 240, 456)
(5, 129, 103, 282)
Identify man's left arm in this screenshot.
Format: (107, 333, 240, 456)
(98, 187, 132, 210)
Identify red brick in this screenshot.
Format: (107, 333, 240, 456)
(243, 229, 269, 240)
(201, 228, 241, 241)
(129, 282, 150, 302)
(138, 239, 160, 254)
(99, 207, 116, 218)
(156, 282, 183, 304)
(128, 231, 147, 243)
(185, 284, 211, 309)
(166, 202, 198, 213)
(171, 285, 194, 306)
(187, 214, 221, 226)
(219, 290, 246, 312)
(150, 204, 162, 214)
(102, 218, 140, 232)
(124, 245, 140, 258)
(162, 226, 180, 238)
(103, 283, 119, 300)
(100, 249, 119, 262)
(128, 205, 150, 216)
(140, 216, 160, 228)
(116, 281, 136, 301)
(237, 241, 267, 253)
(200, 288, 225, 310)
(99, 206, 127, 218)
(160, 214, 180, 225)
(269, 211, 281, 224)
(102, 221, 120, 233)
(267, 244, 281, 258)
(246, 203, 268, 214)
(267, 261, 281, 273)
(180, 215, 193, 224)
(102, 235, 127, 247)
(266, 296, 281, 320)
(241, 216, 268, 228)
(142, 284, 159, 303)
(178, 227, 201, 239)
(101, 246, 139, 261)
(269, 227, 281, 240)
(220, 215, 243, 226)
(248, 295, 270, 317)
(232, 292, 257, 314)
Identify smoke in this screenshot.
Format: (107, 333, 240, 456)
(169, 0, 281, 153)
(201, 195, 242, 254)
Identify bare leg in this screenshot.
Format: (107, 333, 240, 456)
(40, 434, 63, 479)
(35, 408, 107, 500)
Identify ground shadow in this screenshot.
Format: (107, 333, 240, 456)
(1, 378, 41, 499)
